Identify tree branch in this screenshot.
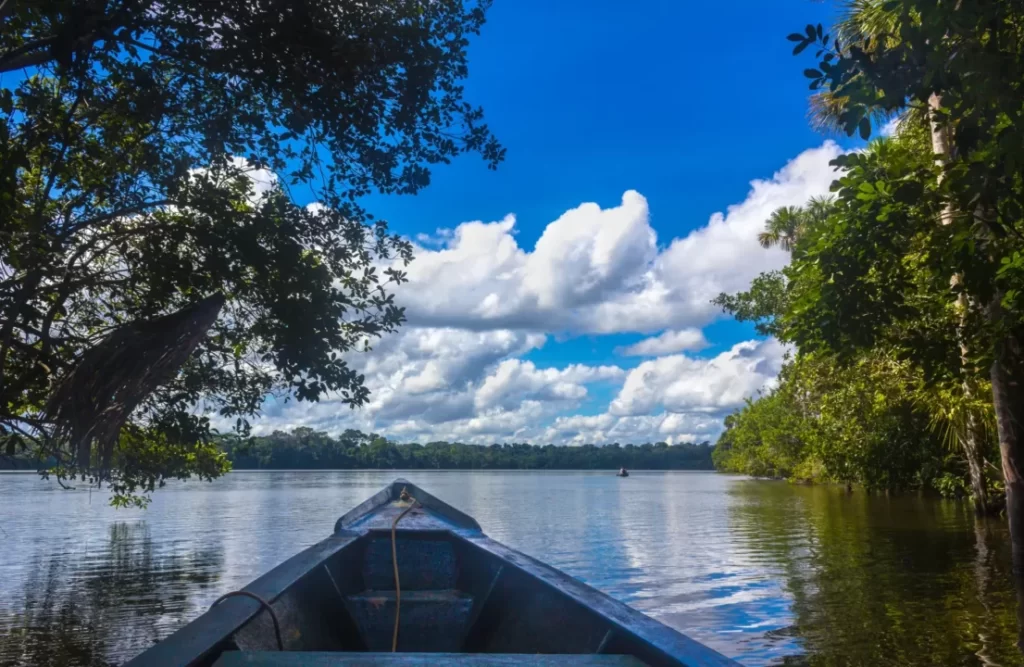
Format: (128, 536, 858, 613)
(0, 37, 59, 74)
(61, 199, 172, 238)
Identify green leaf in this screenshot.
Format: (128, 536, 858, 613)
(858, 117, 871, 140)
(804, 69, 823, 78)
(787, 33, 806, 42)
(893, 181, 923, 204)
(793, 40, 812, 55)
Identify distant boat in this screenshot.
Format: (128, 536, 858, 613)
(617, 468, 630, 477)
(125, 479, 736, 667)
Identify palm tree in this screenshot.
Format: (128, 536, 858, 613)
(757, 196, 834, 252)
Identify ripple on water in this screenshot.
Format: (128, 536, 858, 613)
(1, 471, 1021, 666)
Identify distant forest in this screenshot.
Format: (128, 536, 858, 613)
(219, 428, 715, 471)
(0, 428, 715, 472)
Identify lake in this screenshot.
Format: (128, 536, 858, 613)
(0, 470, 1021, 666)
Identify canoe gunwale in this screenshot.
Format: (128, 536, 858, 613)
(335, 478, 482, 533)
(123, 533, 359, 667)
(458, 534, 737, 666)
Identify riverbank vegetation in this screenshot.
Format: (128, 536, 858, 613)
(218, 428, 714, 470)
(1, 428, 713, 471)
(713, 0, 1024, 555)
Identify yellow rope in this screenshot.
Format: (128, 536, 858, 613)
(391, 487, 418, 652)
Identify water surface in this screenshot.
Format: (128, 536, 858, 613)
(0, 470, 1020, 665)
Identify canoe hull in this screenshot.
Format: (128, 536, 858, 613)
(124, 479, 737, 667)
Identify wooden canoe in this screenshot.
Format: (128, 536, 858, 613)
(124, 479, 737, 667)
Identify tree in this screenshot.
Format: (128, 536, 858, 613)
(776, 127, 1000, 505)
(712, 271, 789, 337)
(757, 196, 834, 252)
(714, 122, 1000, 503)
(0, 0, 504, 504)
(798, 0, 993, 514)
(791, 0, 1024, 603)
(712, 349, 956, 495)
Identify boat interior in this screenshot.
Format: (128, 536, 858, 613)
(215, 529, 645, 665)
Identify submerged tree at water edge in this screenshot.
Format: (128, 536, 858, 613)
(0, 0, 503, 505)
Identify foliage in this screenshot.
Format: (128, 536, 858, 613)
(756, 195, 834, 253)
(713, 352, 960, 494)
(0, 1, 503, 503)
(791, 0, 1024, 370)
(773, 0, 1024, 516)
(713, 123, 1000, 498)
(712, 271, 789, 338)
(217, 428, 715, 471)
(782, 126, 960, 375)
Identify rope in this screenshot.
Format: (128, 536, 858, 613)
(210, 591, 284, 651)
(391, 486, 419, 652)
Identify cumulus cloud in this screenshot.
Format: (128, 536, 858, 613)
(475, 359, 624, 411)
(242, 142, 837, 445)
(616, 328, 708, 356)
(609, 338, 788, 417)
(247, 332, 786, 446)
(248, 326, 623, 442)
(395, 141, 843, 335)
(540, 412, 726, 446)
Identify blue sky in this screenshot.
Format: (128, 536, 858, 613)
(260, 0, 863, 445)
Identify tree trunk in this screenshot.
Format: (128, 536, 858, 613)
(928, 93, 955, 225)
(992, 332, 1024, 568)
(990, 328, 1024, 652)
(929, 92, 991, 512)
(962, 413, 991, 513)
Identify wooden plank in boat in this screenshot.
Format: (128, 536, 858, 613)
(214, 651, 647, 666)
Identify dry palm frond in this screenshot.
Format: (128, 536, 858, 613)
(808, 0, 909, 134)
(809, 90, 902, 135)
(45, 293, 226, 478)
(835, 0, 903, 45)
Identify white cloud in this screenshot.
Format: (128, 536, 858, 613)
(609, 338, 787, 417)
(395, 141, 843, 335)
(248, 326, 622, 442)
(246, 330, 785, 446)
(539, 412, 726, 446)
(239, 142, 837, 445)
(616, 328, 708, 356)
(475, 359, 624, 411)
(880, 116, 902, 137)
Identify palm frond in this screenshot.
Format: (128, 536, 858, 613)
(758, 230, 780, 250)
(809, 1, 906, 134)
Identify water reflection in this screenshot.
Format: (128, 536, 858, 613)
(727, 483, 1021, 666)
(1, 471, 1023, 665)
(1, 522, 222, 667)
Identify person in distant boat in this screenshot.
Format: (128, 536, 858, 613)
(618, 467, 628, 477)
